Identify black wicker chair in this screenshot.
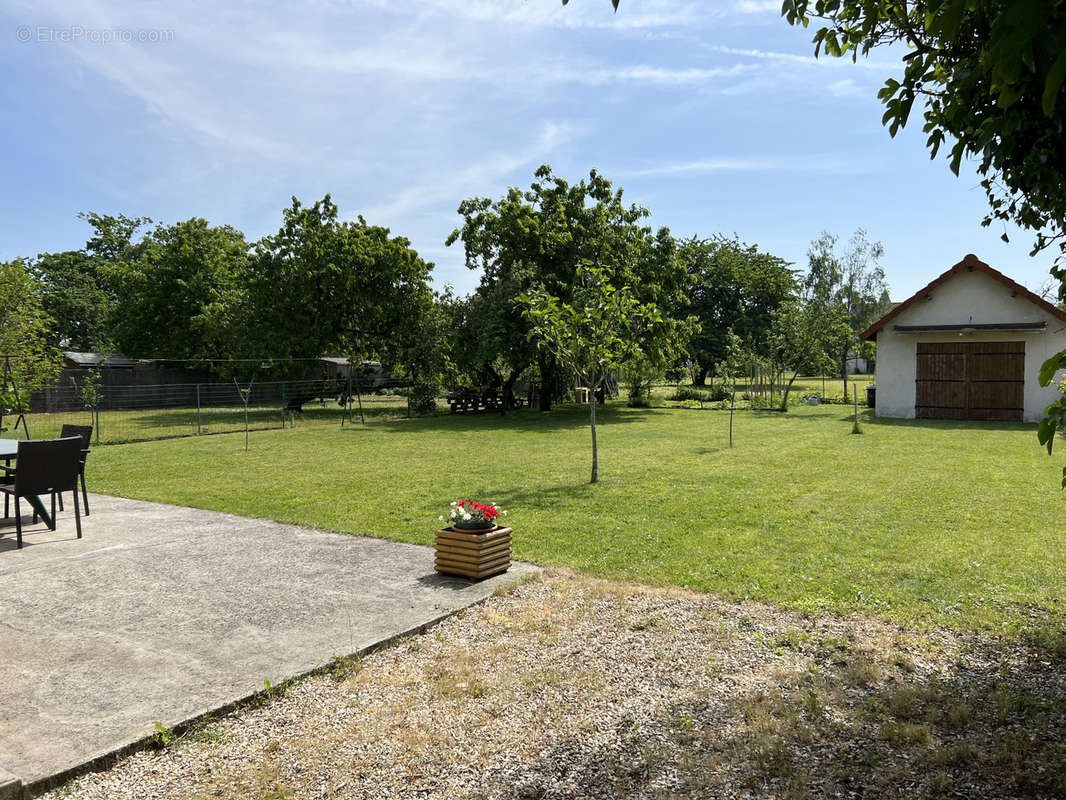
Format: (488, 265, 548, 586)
(0, 436, 84, 548)
(58, 424, 93, 516)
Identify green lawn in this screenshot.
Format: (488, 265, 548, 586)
(85, 402, 1066, 641)
(652, 374, 875, 406)
(3, 395, 420, 444)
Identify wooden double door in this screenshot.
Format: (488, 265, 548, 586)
(915, 341, 1024, 421)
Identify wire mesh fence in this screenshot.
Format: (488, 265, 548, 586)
(11, 379, 418, 444)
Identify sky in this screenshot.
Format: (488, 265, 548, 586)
(0, 0, 1060, 303)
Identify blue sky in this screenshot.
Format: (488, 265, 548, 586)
(0, 0, 1059, 302)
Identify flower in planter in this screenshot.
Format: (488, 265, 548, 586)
(444, 499, 508, 530)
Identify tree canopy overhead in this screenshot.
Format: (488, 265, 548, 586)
(782, 0, 1066, 272)
(582, 0, 1066, 269)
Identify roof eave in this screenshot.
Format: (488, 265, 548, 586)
(859, 254, 1066, 340)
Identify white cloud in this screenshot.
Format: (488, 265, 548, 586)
(562, 62, 757, 87)
(826, 78, 863, 97)
(357, 121, 583, 223)
(618, 154, 858, 178)
(708, 44, 896, 71)
(732, 0, 780, 13)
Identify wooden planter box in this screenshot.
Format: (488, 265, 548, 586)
(434, 526, 512, 579)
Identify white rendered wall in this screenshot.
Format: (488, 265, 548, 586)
(872, 269, 1066, 422)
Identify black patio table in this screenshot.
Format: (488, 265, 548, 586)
(0, 438, 54, 528)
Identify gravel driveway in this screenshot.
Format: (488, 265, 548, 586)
(42, 569, 1066, 800)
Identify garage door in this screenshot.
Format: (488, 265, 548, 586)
(915, 341, 1024, 421)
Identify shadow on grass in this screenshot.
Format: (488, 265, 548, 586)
(748, 409, 872, 424)
(492, 481, 599, 509)
(865, 415, 1035, 433)
(490, 623, 1066, 799)
(372, 404, 663, 436)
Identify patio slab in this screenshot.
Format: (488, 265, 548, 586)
(0, 495, 537, 796)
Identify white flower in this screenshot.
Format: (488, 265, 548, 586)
(450, 501, 457, 506)
(438, 515, 444, 521)
(502, 510, 508, 516)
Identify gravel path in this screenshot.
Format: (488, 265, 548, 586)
(42, 570, 1066, 799)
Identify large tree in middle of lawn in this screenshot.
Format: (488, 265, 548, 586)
(447, 165, 686, 411)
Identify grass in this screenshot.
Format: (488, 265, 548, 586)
(82, 399, 1066, 640)
(652, 374, 875, 407)
(2, 395, 421, 444)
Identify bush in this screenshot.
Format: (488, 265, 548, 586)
(628, 392, 652, 408)
(669, 385, 706, 402)
(409, 383, 438, 415)
(669, 384, 731, 403)
(707, 385, 731, 402)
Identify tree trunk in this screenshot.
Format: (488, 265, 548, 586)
(589, 384, 598, 484)
(729, 380, 736, 448)
(780, 370, 801, 412)
(537, 352, 553, 412)
(693, 364, 709, 386)
(502, 365, 524, 411)
(841, 353, 849, 401)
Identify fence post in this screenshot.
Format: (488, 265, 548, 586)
(281, 383, 286, 428)
(196, 384, 202, 435)
(94, 397, 100, 444)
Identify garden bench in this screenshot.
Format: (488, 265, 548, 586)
(446, 389, 524, 414)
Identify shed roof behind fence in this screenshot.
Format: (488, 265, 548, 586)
(62, 351, 138, 369)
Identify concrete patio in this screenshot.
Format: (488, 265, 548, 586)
(0, 495, 537, 798)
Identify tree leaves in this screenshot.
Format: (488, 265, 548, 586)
(1042, 50, 1066, 115)
(784, 1, 1066, 273)
(1038, 351, 1066, 387)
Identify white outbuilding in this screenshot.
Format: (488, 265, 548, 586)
(861, 254, 1066, 422)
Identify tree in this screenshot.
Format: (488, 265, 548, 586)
(80, 212, 151, 262)
(240, 195, 434, 375)
(770, 301, 853, 410)
(719, 328, 746, 447)
(399, 289, 459, 416)
(448, 165, 688, 411)
(803, 229, 889, 399)
(25, 213, 151, 353)
(105, 218, 249, 359)
(29, 250, 114, 351)
(522, 264, 671, 483)
(577, 0, 1066, 265)
(0, 259, 62, 417)
(682, 236, 797, 385)
(786, 2, 1066, 267)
